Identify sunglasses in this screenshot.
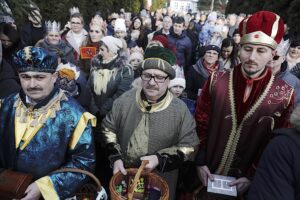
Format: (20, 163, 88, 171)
(273, 55, 280, 61)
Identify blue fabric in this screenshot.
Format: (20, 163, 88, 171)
(13, 46, 58, 73)
(0, 93, 95, 198)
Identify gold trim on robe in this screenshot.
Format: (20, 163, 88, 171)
(36, 176, 59, 200)
(69, 112, 96, 149)
(216, 70, 275, 175)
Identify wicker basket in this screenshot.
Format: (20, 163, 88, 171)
(110, 160, 169, 200)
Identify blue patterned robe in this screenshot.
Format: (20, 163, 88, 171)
(0, 89, 96, 199)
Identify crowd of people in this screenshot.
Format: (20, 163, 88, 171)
(0, 3, 300, 200)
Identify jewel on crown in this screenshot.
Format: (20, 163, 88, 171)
(69, 7, 80, 16)
(46, 21, 61, 33)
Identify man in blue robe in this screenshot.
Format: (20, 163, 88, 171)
(0, 46, 96, 199)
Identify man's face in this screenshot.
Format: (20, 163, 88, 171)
(125, 19, 132, 28)
(173, 23, 184, 36)
(163, 17, 172, 31)
(240, 44, 275, 78)
(141, 69, 170, 102)
(47, 31, 61, 45)
(227, 15, 236, 26)
(70, 17, 83, 34)
(89, 25, 103, 42)
(203, 50, 219, 65)
(19, 71, 58, 103)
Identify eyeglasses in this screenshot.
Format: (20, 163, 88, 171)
(71, 21, 81, 25)
(273, 55, 280, 61)
(141, 73, 169, 83)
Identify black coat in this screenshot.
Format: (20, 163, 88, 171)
(0, 60, 20, 98)
(248, 129, 300, 200)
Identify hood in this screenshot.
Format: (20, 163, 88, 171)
(90, 49, 129, 71)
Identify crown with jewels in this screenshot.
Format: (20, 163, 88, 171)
(45, 21, 61, 33)
(69, 7, 80, 16)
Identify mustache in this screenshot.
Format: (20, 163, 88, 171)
(27, 88, 43, 92)
(145, 86, 158, 90)
(245, 61, 258, 65)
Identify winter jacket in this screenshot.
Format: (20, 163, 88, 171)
(277, 61, 300, 106)
(0, 60, 20, 98)
(248, 128, 300, 200)
(20, 21, 46, 46)
(167, 28, 193, 70)
(186, 58, 223, 100)
(88, 51, 134, 119)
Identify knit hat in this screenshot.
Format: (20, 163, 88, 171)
(100, 36, 123, 54)
(168, 65, 186, 89)
(141, 46, 176, 79)
(207, 12, 217, 23)
(152, 34, 169, 49)
(239, 11, 284, 50)
(205, 45, 221, 54)
(13, 46, 58, 73)
(114, 18, 126, 32)
(290, 37, 300, 48)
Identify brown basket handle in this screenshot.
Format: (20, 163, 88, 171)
(53, 168, 102, 192)
(127, 160, 149, 200)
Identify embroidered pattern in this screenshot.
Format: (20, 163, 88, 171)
(14, 90, 68, 127)
(267, 84, 294, 108)
(216, 70, 275, 175)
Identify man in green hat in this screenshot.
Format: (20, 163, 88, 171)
(100, 46, 199, 199)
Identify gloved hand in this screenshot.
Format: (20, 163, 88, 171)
(113, 159, 127, 175)
(140, 155, 159, 172)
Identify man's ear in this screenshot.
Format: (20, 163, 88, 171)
(52, 72, 58, 83)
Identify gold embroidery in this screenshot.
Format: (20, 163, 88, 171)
(267, 83, 293, 108)
(216, 70, 275, 175)
(240, 31, 278, 49)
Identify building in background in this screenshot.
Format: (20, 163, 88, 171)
(169, 0, 199, 13)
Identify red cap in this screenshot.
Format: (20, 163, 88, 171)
(239, 11, 284, 49)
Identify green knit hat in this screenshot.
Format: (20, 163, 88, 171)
(141, 46, 176, 79)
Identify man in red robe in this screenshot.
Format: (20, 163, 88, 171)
(194, 11, 295, 199)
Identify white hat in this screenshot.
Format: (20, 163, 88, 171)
(129, 52, 144, 62)
(101, 36, 123, 54)
(207, 12, 217, 23)
(114, 18, 126, 32)
(168, 65, 186, 89)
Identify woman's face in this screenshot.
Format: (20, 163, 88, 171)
(221, 46, 233, 59)
(89, 25, 103, 43)
(47, 31, 61, 45)
(133, 19, 142, 29)
(99, 44, 114, 61)
(288, 46, 300, 59)
(0, 34, 12, 49)
(70, 17, 84, 34)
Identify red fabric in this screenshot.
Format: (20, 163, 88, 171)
(203, 61, 219, 75)
(239, 11, 284, 44)
(195, 79, 212, 149)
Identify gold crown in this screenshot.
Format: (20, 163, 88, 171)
(45, 21, 61, 33)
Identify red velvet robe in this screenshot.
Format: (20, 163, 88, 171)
(195, 64, 294, 178)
